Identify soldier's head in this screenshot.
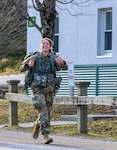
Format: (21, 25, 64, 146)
(40, 38, 53, 55)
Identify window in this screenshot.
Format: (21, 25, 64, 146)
(54, 16, 59, 53)
(97, 8, 112, 56)
(104, 10, 112, 51)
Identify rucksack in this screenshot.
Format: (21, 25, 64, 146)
(20, 51, 62, 92)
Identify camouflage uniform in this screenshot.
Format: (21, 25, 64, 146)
(20, 37, 68, 144)
(31, 84, 55, 135)
(29, 52, 68, 136)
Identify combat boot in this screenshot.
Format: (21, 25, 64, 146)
(43, 134, 53, 144)
(32, 122, 40, 139)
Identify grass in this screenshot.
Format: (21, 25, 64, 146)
(0, 50, 25, 75)
(0, 99, 117, 141)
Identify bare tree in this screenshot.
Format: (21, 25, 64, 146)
(0, 0, 27, 59)
(0, 0, 105, 58)
(12, 0, 104, 40)
(12, 0, 57, 40)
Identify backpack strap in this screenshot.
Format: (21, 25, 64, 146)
(49, 52, 56, 72)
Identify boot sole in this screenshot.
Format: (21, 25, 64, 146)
(44, 138, 53, 144)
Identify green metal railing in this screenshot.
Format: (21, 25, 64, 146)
(56, 64, 117, 96)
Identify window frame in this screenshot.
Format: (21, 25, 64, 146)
(97, 8, 112, 56)
(54, 15, 59, 53)
(103, 10, 112, 53)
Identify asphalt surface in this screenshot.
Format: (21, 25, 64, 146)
(0, 74, 25, 87)
(0, 126, 117, 150)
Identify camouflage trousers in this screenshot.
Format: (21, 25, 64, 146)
(32, 85, 55, 135)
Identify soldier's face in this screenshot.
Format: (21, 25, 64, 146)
(41, 40, 51, 54)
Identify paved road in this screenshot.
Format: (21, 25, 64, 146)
(0, 142, 103, 150)
(0, 129, 117, 150)
(0, 141, 103, 150)
(0, 74, 25, 86)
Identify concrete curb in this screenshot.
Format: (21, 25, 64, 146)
(0, 121, 76, 129)
(61, 114, 117, 122)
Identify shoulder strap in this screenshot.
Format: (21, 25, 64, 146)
(50, 52, 56, 72)
(35, 51, 40, 59)
(34, 51, 41, 72)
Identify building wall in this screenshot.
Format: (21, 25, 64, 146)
(27, 0, 42, 54)
(27, 0, 117, 65)
(58, 0, 117, 65)
(77, 0, 117, 65)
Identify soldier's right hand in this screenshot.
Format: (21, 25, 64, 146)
(28, 58, 35, 67)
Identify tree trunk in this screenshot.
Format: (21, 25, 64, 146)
(39, 0, 57, 40)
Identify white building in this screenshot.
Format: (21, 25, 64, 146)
(27, 0, 117, 96)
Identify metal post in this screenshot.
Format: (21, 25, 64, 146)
(7, 80, 20, 126)
(75, 82, 90, 134)
(114, 82, 117, 114)
(70, 86, 74, 96)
